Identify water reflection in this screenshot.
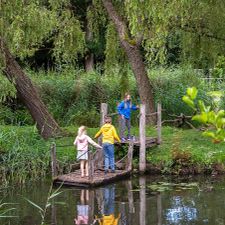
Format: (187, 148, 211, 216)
(74, 189, 90, 225)
(95, 185, 120, 225)
(4, 176, 225, 225)
(48, 178, 201, 225)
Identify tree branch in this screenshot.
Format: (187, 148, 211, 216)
(180, 25, 225, 42)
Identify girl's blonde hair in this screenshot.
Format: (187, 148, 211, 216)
(77, 126, 87, 137)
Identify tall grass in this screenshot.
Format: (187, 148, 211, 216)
(0, 126, 49, 185)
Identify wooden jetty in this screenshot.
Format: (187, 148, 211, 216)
(51, 103, 162, 187)
(54, 169, 131, 187)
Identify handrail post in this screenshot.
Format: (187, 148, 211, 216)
(157, 103, 162, 144)
(139, 104, 146, 173)
(50, 143, 57, 178)
(95, 103, 108, 170)
(88, 151, 94, 183)
(100, 103, 108, 126)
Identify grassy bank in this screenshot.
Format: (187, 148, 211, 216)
(1, 125, 225, 187)
(147, 127, 225, 175)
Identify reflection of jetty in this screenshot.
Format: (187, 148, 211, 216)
(51, 103, 161, 187)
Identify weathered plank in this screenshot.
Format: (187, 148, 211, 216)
(54, 169, 131, 187)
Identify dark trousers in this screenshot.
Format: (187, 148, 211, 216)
(120, 117, 131, 139)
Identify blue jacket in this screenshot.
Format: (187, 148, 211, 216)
(117, 100, 138, 119)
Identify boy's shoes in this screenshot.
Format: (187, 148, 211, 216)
(111, 170, 115, 173)
(104, 170, 109, 174)
(127, 136, 132, 141)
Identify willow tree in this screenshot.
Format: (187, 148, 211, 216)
(100, 0, 225, 118)
(100, 0, 178, 119)
(174, 1, 225, 70)
(0, 0, 85, 138)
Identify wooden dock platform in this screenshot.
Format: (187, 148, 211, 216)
(54, 169, 131, 187)
(50, 103, 162, 187)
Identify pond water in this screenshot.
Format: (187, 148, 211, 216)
(2, 175, 225, 225)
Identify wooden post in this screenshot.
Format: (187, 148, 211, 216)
(88, 190, 95, 224)
(95, 103, 108, 170)
(126, 180, 135, 214)
(157, 103, 162, 144)
(50, 143, 57, 178)
(88, 151, 94, 183)
(126, 142, 134, 171)
(139, 104, 146, 173)
(95, 189, 104, 214)
(157, 194, 162, 225)
(101, 103, 108, 126)
(139, 177, 146, 225)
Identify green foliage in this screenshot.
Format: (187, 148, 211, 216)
(212, 56, 225, 78)
(29, 69, 138, 126)
(0, 126, 49, 185)
(150, 65, 204, 117)
(52, 9, 85, 64)
(0, 74, 16, 103)
(104, 22, 125, 75)
(0, 65, 217, 127)
(183, 87, 225, 143)
(1, 0, 85, 65)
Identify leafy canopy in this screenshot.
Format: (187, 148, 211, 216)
(0, 0, 85, 63)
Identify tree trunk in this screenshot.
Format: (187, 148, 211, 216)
(84, 5, 94, 72)
(0, 38, 61, 139)
(102, 0, 155, 121)
(85, 53, 94, 72)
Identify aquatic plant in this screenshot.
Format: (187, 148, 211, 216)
(25, 183, 64, 225)
(0, 200, 16, 218)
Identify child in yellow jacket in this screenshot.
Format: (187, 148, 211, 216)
(94, 116, 121, 173)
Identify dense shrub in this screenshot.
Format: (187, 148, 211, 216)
(0, 65, 223, 127)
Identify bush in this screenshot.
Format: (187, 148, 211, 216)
(1, 65, 224, 127)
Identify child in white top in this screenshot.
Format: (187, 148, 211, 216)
(74, 126, 102, 177)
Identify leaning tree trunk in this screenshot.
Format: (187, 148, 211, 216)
(0, 38, 61, 139)
(103, 0, 155, 122)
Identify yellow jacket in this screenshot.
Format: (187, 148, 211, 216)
(97, 214, 120, 225)
(94, 124, 121, 144)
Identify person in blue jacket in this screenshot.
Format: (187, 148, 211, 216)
(117, 93, 139, 141)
